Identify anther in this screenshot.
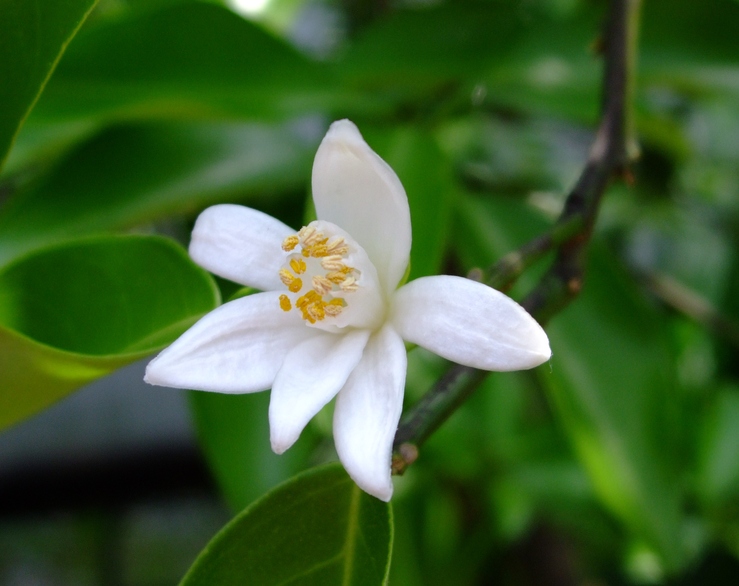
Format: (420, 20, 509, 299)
(298, 226, 315, 242)
(307, 304, 325, 321)
(296, 290, 319, 308)
(326, 237, 345, 252)
(312, 276, 333, 296)
(279, 294, 291, 312)
(279, 269, 295, 287)
(340, 276, 358, 291)
(326, 271, 346, 284)
(282, 235, 299, 252)
(290, 258, 306, 274)
(321, 255, 344, 271)
(310, 244, 328, 258)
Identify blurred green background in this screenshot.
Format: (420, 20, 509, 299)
(1, 0, 739, 583)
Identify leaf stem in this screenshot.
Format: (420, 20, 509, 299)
(392, 0, 642, 473)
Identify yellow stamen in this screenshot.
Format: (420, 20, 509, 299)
(326, 237, 345, 252)
(298, 226, 316, 242)
(296, 290, 319, 308)
(340, 276, 358, 292)
(307, 303, 325, 321)
(310, 244, 328, 258)
(282, 235, 299, 252)
(321, 255, 345, 271)
(278, 225, 361, 324)
(279, 269, 295, 287)
(312, 275, 333, 295)
(326, 271, 347, 284)
(278, 269, 303, 293)
(290, 258, 306, 274)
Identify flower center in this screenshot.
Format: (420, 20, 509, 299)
(278, 225, 361, 324)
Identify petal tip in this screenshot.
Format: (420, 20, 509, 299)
(143, 357, 183, 389)
(269, 426, 297, 455)
(532, 329, 552, 366)
(143, 358, 164, 386)
(338, 452, 395, 502)
(517, 329, 551, 370)
(355, 476, 394, 502)
(324, 119, 361, 142)
(270, 440, 289, 455)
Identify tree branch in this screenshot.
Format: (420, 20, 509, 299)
(392, 0, 642, 473)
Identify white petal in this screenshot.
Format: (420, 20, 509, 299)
(312, 120, 411, 296)
(391, 276, 551, 371)
(333, 324, 407, 501)
(145, 292, 315, 393)
(269, 329, 370, 454)
(189, 204, 294, 291)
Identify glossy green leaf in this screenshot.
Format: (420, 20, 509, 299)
(0, 120, 319, 266)
(181, 464, 393, 586)
(0, 235, 219, 428)
(338, 3, 522, 96)
(0, 0, 98, 168)
(366, 126, 453, 281)
(543, 245, 683, 569)
(696, 386, 739, 506)
(189, 391, 316, 511)
(482, 6, 601, 123)
(439, 114, 591, 196)
(30, 1, 337, 125)
(640, 0, 739, 100)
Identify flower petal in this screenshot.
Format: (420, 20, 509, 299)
(391, 275, 551, 371)
(189, 204, 294, 291)
(333, 324, 406, 501)
(269, 329, 370, 454)
(312, 120, 411, 296)
(145, 292, 315, 393)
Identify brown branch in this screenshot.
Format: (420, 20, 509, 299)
(641, 271, 739, 350)
(392, 0, 642, 474)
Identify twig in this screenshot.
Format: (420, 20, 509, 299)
(641, 271, 739, 350)
(392, 0, 642, 473)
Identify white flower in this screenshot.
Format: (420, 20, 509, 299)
(145, 120, 551, 501)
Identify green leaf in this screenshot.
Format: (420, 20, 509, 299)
(30, 1, 338, 125)
(543, 244, 684, 570)
(0, 235, 219, 429)
(181, 464, 393, 586)
(0, 0, 98, 168)
(338, 3, 523, 97)
(365, 126, 453, 281)
(696, 386, 739, 506)
(640, 0, 739, 99)
(0, 120, 318, 266)
(482, 6, 601, 123)
(189, 391, 316, 511)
